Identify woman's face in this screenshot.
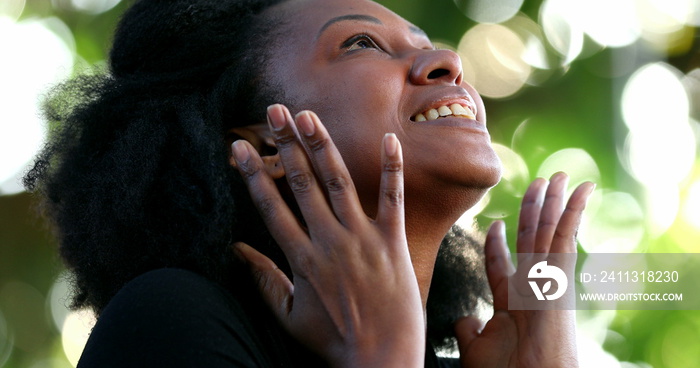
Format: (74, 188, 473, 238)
(264, 0, 502, 216)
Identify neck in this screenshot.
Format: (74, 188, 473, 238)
(404, 217, 453, 308)
(403, 189, 483, 308)
(358, 184, 487, 309)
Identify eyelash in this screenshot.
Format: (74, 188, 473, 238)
(342, 34, 382, 52)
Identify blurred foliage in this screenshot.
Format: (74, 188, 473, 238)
(1, 0, 699, 367)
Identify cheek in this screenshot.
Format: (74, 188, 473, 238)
(298, 73, 404, 178)
(318, 110, 393, 209)
(278, 62, 407, 199)
(326, 116, 383, 181)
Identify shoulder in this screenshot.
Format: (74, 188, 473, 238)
(78, 268, 268, 367)
(102, 268, 237, 315)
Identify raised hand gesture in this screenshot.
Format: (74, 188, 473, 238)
(231, 104, 425, 368)
(455, 174, 594, 368)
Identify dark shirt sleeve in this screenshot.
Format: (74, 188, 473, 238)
(77, 268, 271, 368)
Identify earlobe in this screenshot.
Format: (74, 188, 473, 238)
(227, 125, 284, 179)
(262, 154, 285, 179)
(228, 124, 273, 152)
(229, 148, 284, 179)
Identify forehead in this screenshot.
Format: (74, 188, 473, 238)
(268, 0, 422, 40)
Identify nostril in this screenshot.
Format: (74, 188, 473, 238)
(427, 68, 450, 79)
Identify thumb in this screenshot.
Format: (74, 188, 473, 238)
(232, 242, 294, 324)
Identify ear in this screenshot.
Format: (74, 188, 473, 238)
(227, 124, 284, 180)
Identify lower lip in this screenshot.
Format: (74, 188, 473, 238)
(411, 116, 488, 133)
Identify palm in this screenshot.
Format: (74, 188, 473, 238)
(456, 174, 593, 368)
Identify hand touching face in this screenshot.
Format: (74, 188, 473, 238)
(263, 0, 502, 219)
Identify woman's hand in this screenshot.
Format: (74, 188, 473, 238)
(230, 104, 425, 368)
(455, 173, 594, 368)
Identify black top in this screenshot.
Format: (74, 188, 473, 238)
(78, 268, 459, 367)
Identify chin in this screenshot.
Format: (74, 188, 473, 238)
(460, 150, 504, 189)
(448, 159, 503, 212)
(480, 160, 504, 189)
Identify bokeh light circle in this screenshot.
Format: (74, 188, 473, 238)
(536, 148, 601, 188)
(0, 0, 25, 20)
(452, 0, 524, 24)
(581, 0, 641, 47)
(457, 23, 531, 98)
(49, 273, 72, 333)
(621, 61, 695, 216)
(578, 190, 645, 253)
(539, 0, 584, 65)
(69, 0, 122, 14)
(622, 63, 689, 134)
(0, 17, 74, 194)
(492, 143, 529, 194)
(61, 309, 96, 367)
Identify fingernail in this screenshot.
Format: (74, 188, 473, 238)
(384, 133, 398, 156)
(550, 171, 568, 182)
(267, 104, 287, 131)
(232, 140, 250, 163)
(295, 111, 315, 136)
(585, 182, 596, 202)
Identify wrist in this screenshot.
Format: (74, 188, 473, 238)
(329, 333, 426, 368)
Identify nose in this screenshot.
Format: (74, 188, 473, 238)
(409, 49, 463, 86)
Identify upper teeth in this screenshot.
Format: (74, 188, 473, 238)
(414, 104, 476, 122)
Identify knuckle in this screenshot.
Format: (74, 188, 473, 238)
(518, 226, 535, 238)
(537, 219, 557, 229)
(381, 188, 404, 207)
(274, 132, 297, 149)
(238, 160, 262, 179)
(306, 135, 329, 153)
(552, 228, 574, 243)
(522, 197, 539, 206)
(288, 171, 314, 194)
(383, 161, 403, 173)
(324, 176, 348, 194)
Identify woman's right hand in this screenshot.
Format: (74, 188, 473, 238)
(230, 104, 425, 368)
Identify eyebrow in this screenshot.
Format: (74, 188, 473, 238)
(317, 13, 429, 39)
(318, 14, 382, 36)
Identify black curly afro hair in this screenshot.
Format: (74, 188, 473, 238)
(24, 0, 490, 350)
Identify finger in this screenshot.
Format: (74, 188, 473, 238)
(550, 181, 595, 253)
(231, 139, 309, 255)
(454, 316, 484, 354)
(376, 133, 405, 237)
(533, 172, 569, 253)
(516, 178, 548, 254)
(293, 110, 366, 228)
(267, 105, 336, 230)
(232, 242, 294, 326)
(484, 221, 515, 311)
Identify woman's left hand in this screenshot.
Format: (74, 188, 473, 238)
(455, 173, 594, 368)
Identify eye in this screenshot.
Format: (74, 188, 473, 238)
(342, 34, 381, 52)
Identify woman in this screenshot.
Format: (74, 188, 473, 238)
(25, 0, 593, 366)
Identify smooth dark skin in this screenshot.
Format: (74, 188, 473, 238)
(229, 0, 594, 367)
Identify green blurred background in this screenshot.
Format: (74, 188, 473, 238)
(0, 0, 698, 367)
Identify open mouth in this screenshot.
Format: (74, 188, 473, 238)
(411, 103, 476, 122)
